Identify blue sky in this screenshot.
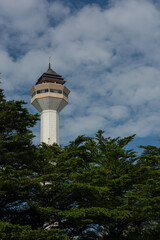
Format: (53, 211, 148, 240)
(1, 0, 160, 150)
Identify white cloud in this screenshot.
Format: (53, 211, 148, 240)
(0, 0, 48, 32)
(1, 0, 160, 145)
(48, 1, 70, 21)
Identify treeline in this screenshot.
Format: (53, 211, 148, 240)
(0, 88, 159, 240)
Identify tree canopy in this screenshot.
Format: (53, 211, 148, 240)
(0, 88, 159, 239)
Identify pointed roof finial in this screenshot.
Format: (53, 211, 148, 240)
(49, 56, 51, 69)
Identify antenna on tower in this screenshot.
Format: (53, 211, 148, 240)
(49, 56, 51, 69)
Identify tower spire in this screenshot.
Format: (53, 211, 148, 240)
(49, 56, 51, 69)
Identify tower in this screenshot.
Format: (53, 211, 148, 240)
(29, 63, 70, 145)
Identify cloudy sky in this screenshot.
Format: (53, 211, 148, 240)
(1, 0, 160, 149)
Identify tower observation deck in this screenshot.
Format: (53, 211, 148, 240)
(29, 63, 70, 145)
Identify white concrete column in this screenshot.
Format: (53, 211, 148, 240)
(41, 110, 59, 145)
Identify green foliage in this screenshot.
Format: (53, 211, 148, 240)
(0, 88, 68, 239)
(0, 89, 40, 227)
(35, 133, 160, 239)
(0, 88, 160, 239)
(39, 134, 137, 239)
(0, 222, 68, 240)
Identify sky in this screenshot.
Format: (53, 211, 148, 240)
(1, 0, 160, 150)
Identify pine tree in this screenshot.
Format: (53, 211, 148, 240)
(125, 145, 160, 239)
(0, 88, 160, 239)
(0, 88, 39, 225)
(35, 131, 160, 239)
(34, 133, 137, 239)
(0, 88, 68, 239)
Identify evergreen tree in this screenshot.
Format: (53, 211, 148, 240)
(0, 222, 68, 240)
(0, 88, 160, 239)
(35, 133, 136, 239)
(0, 88, 39, 225)
(0, 88, 68, 239)
(125, 145, 160, 239)
(35, 132, 160, 239)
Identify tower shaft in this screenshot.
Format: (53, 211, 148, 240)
(41, 110, 59, 145)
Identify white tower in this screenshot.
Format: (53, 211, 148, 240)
(29, 63, 70, 145)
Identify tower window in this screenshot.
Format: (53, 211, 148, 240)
(37, 89, 48, 94)
(32, 92, 36, 98)
(63, 92, 68, 98)
(50, 89, 62, 94)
